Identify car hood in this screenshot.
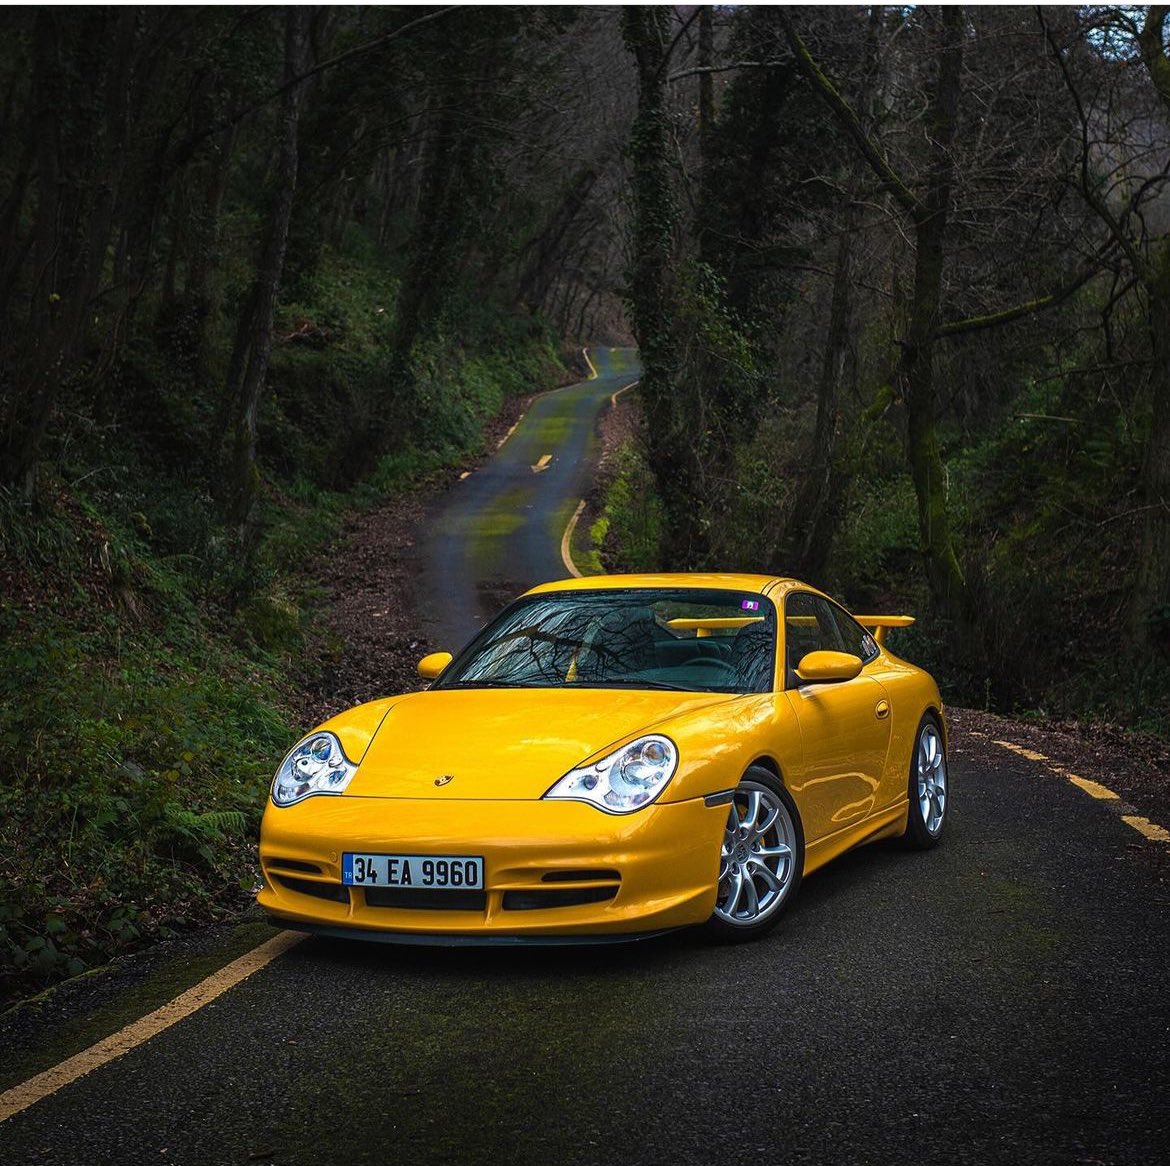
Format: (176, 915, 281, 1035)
(344, 687, 735, 800)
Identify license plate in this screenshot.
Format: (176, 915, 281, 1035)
(341, 853, 484, 890)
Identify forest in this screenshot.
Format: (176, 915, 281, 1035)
(1, 5, 1169, 996)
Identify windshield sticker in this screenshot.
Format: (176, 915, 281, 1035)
(741, 600, 760, 611)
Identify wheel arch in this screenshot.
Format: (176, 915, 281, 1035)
(922, 704, 948, 751)
(746, 753, 787, 788)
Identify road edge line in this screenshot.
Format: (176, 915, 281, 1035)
(561, 499, 586, 578)
(559, 374, 641, 578)
(582, 346, 598, 380)
(989, 738, 1170, 847)
(611, 378, 639, 409)
(0, 930, 305, 1125)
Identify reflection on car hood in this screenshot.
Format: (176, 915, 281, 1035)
(345, 687, 735, 799)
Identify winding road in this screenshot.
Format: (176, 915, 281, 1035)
(2, 350, 1169, 1165)
(420, 345, 638, 648)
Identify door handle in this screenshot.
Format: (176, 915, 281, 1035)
(875, 699, 890, 720)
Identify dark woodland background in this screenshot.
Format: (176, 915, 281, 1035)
(2, 5, 1169, 994)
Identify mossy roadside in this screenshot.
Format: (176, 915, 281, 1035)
(0, 343, 580, 1090)
(0, 329, 577, 1010)
(0, 920, 280, 1094)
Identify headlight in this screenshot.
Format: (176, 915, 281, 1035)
(271, 731, 357, 806)
(544, 735, 678, 813)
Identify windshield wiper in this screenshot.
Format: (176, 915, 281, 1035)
(591, 679, 693, 691)
(444, 679, 532, 689)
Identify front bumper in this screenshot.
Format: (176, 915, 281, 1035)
(257, 794, 727, 939)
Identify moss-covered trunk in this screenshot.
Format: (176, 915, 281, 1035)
(221, 9, 311, 532)
(1133, 253, 1170, 646)
(899, 9, 974, 644)
(1134, 9, 1170, 649)
(622, 9, 707, 566)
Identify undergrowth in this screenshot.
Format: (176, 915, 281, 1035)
(596, 376, 1168, 737)
(1, 229, 563, 1003)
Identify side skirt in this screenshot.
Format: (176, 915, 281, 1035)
(801, 800, 909, 877)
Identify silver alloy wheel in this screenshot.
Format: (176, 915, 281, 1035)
(917, 722, 947, 835)
(714, 781, 796, 927)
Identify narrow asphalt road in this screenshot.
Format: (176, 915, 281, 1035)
(2, 351, 1169, 1165)
(419, 345, 639, 648)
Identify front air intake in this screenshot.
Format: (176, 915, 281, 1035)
(364, 887, 487, 912)
(272, 874, 349, 903)
(502, 886, 618, 911)
(541, 869, 621, 884)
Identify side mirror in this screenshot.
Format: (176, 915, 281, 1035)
(795, 650, 863, 684)
(417, 651, 453, 680)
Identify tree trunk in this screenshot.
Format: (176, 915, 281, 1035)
(373, 75, 476, 456)
(623, 9, 706, 566)
(778, 9, 885, 583)
(786, 210, 857, 583)
(0, 10, 134, 496)
(222, 7, 312, 532)
(188, 126, 237, 388)
(696, 5, 715, 266)
(899, 8, 972, 637)
(1132, 9, 1170, 648)
(1133, 255, 1170, 645)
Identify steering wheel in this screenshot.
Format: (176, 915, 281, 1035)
(680, 657, 739, 680)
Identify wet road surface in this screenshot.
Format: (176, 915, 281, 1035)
(419, 346, 639, 648)
(3, 736, 1169, 1164)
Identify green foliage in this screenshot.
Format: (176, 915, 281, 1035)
(822, 348, 1167, 731)
(0, 220, 561, 1001)
(0, 586, 293, 997)
(363, 324, 562, 498)
(594, 440, 664, 573)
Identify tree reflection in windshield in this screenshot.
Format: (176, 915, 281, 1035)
(439, 589, 776, 694)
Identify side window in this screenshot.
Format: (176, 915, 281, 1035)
(828, 603, 879, 663)
(784, 592, 846, 684)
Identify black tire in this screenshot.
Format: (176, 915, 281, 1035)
(703, 766, 804, 943)
(901, 712, 948, 850)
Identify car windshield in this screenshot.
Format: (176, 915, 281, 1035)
(437, 588, 777, 694)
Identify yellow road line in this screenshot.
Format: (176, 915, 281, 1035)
(532, 453, 552, 473)
(610, 379, 639, 409)
(495, 418, 521, 452)
(1064, 773, 1120, 801)
(582, 347, 598, 380)
(992, 740, 1048, 762)
(990, 737, 1170, 847)
(561, 499, 586, 578)
(0, 930, 304, 1124)
(1121, 815, 1170, 844)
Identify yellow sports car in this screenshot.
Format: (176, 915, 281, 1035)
(257, 574, 947, 943)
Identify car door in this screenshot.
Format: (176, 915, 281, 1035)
(782, 591, 892, 844)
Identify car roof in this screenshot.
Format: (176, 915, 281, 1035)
(523, 572, 811, 598)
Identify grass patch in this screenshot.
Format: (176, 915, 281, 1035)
(593, 439, 663, 572)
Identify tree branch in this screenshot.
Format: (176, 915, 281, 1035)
(173, 7, 459, 167)
(668, 59, 785, 83)
(653, 7, 703, 83)
(1038, 9, 1149, 279)
(936, 239, 1117, 339)
(778, 12, 922, 217)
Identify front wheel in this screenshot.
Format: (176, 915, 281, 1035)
(704, 767, 804, 942)
(901, 713, 948, 849)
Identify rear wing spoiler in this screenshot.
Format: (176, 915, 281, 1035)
(667, 616, 763, 638)
(853, 615, 915, 647)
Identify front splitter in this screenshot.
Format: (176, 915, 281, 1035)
(269, 916, 681, 947)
